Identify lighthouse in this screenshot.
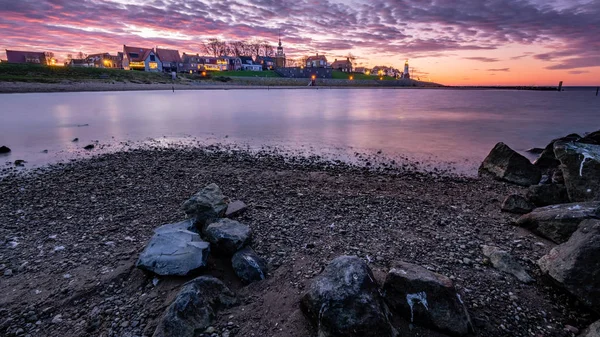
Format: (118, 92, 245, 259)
(403, 59, 410, 79)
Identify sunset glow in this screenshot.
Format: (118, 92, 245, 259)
(1, 0, 599, 85)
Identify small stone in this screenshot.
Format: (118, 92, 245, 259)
(225, 200, 248, 217)
(4, 269, 13, 277)
(52, 315, 62, 324)
(72, 138, 79, 142)
(564, 325, 579, 334)
(84, 144, 94, 150)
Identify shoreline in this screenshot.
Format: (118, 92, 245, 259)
(0, 146, 595, 337)
(0, 80, 565, 94)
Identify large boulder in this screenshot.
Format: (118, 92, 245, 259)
(382, 261, 473, 337)
(501, 194, 534, 214)
(482, 245, 533, 283)
(182, 183, 228, 229)
(538, 219, 600, 313)
(580, 130, 600, 145)
(580, 320, 600, 337)
(479, 142, 541, 186)
(136, 221, 210, 276)
(526, 184, 569, 207)
(534, 134, 581, 171)
(300, 256, 396, 337)
(232, 247, 268, 284)
(554, 142, 600, 202)
(515, 201, 600, 243)
(153, 276, 237, 337)
(204, 219, 251, 255)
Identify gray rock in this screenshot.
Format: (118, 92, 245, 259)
(501, 194, 534, 214)
(204, 219, 251, 255)
(538, 219, 600, 313)
(136, 222, 210, 276)
(554, 142, 600, 202)
(154, 219, 196, 234)
(482, 245, 534, 283)
(382, 261, 473, 337)
(301, 256, 396, 337)
(526, 184, 569, 207)
(84, 144, 94, 150)
(182, 184, 228, 228)
(153, 276, 237, 337)
(225, 200, 247, 218)
(580, 130, 600, 145)
(0, 146, 11, 154)
(515, 201, 600, 243)
(534, 134, 581, 171)
(232, 247, 267, 284)
(479, 142, 541, 186)
(580, 320, 600, 337)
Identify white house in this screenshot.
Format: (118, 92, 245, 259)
(122, 45, 163, 72)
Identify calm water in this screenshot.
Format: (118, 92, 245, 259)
(0, 88, 598, 173)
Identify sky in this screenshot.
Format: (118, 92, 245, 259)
(0, 0, 599, 86)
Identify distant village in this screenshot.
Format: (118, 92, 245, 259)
(2, 37, 413, 80)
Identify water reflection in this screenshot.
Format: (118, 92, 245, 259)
(0, 89, 598, 171)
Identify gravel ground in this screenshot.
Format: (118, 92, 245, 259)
(0, 145, 597, 337)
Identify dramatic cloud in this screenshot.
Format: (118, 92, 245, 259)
(463, 57, 500, 62)
(0, 0, 598, 83)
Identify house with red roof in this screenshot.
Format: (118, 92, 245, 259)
(306, 54, 328, 68)
(331, 58, 353, 72)
(122, 45, 162, 72)
(5, 50, 47, 65)
(86, 53, 123, 69)
(156, 48, 181, 73)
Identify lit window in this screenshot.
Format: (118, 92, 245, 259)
(149, 62, 158, 69)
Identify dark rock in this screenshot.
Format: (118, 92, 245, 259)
(225, 200, 247, 218)
(301, 256, 396, 337)
(534, 134, 581, 171)
(479, 142, 541, 186)
(382, 261, 473, 336)
(153, 276, 237, 337)
(526, 184, 569, 207)
(182, 183, 228, 229)
(526, 147, 544, 154)
(580, 130, 600, 145)
(14, 160, 26, 167)
(554, 141, 600, 202)
(0, 146, 10, 154)
(482, 245, 533, 283)
(204, 219, 251, 255)
(580, 320, 600, 337)
(84, 144, 95, 150)
(232, 247, 267, 284)
(515, 201, 600, 243)
(136, 222, 210, 276)
(501, 194, 534, 214)
(538, 219, 600, 313)
(72, 138, 79, 142)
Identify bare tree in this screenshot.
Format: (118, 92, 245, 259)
(77, 51, 87, 60)
(66, 54, 73, 62)
(247, 38, 262, 58)
(204, 38, 228, 57)
(227, 41, 246, 57)
(260, 40, 274, 57)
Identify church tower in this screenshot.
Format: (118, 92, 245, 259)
(403, 59, 410, 79)
(275, 30, 286, 68)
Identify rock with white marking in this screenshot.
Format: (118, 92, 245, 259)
(300, 256, 396, 337)
(482, 245, 534, 283)
(479, 142, 541, 186)
(382, 261, 473, 336)
(554, 141, 600, 202)
(538, 219, 600, 313)
(231, 247, 267, 284)
(534, 134, 581, 171)
(515, 201, 600, 243)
